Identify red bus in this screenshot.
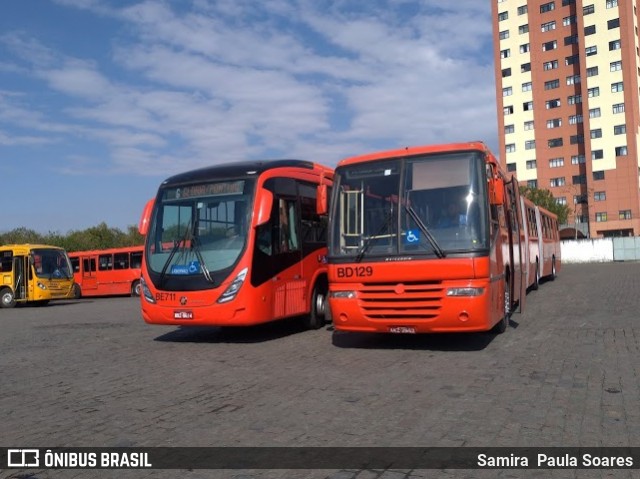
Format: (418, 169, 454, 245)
(138, 160, 333, 329)
(326, 141, 559, 334)
(521, 199, 561, 290)
(69, 246, 144, 298)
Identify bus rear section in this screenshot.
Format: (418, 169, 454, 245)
(0, 244, 75, 308)
(327, 142, 518, 334)
(69, 246, 144, 298)
(138, 160, 333, 329)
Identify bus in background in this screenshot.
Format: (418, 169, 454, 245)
(138, 160, 333, 329)
(525, 199, 561, 289)
(0, 244, 74, 308)
(327, 141, 543, 335)
(68, 246, 144, 298)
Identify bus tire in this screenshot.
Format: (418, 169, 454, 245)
(131, 280, 142, 297)
(0, 287, 16, 308)
(550, 257, 557, 281)
(72, 283, 82, 299)
(304, 283, 326, 330)
(532, 260, 540, 290)
(493, 278, 511, 334)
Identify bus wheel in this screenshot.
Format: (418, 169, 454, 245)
(131, 280, 142, 297)
(0, 288, 16, 308)
(493, 281, 510, 334)
(304, 283, 326, 330)
(72, 283, 81, 299)
(550, 258, 557, 281)
(532, 261, 540, 290)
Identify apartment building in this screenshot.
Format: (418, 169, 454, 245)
(492, 0, 640, 238)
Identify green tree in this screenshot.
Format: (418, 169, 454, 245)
(519, 186, 570, 224)
(0, 227, 44, 245)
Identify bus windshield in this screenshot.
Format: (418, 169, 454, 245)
(146, 179, 254, 286)
(32, 248, 73, 280)
(330, 151, 489, 259)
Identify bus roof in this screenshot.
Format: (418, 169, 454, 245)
(67, 245, 144, 256)
(0, 244, 66, 251)
(161, 159, 330, 187)
(336, 141, 493, 167)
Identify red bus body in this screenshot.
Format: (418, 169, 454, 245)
(139, 160, 333, 329)
(69, 246, 144, 298)
(521, 199, 561, 289)
(327, 142, 559, 334)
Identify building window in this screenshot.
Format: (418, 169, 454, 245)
(525, 140, 536, 150)
(549, 157, 564, 168)
(586, 66, 598, 77)
(589, 107, 601, 118)
(547, 118, 562, 128)
(543, 60, 558, 70)
(609, 39, 621, 50)
(556, 197, 567, 206)
(543, 40, 557, 51)
(503, 86, 513, 96)
(608, 18, 620, 29)
(504, 105, 514, 115)
(541, 21, 556, 32)
(550, 177, 566, 187)
(524, 121, 534, 130)
(506, 143, 516, 153)
(594, 191, 606, 201)
(522, 82, 532, 92)
(505, 124, 515, 134)
(583, 4, 595, 15)
(501, 49, 511, 59)
(613, 103, 625, 114)
(572, 174, 586, 185)
(507, 163, 517, 172)
(520, 43, 530, 53)
(527, 180, 538, 189)
(571, 155, 585, 164)
(614, 124, 626, 135)
(615, 146, 628, 156)
(546, 98, 561, 109)
(521, 63, 531, 73)
(523, 101, 533, 111)
(610, 60, 622, 72)
(498, 11, 508, 21)
(562, 0, 575, 5)
(592, 149, 604, 160)
(585, 46, 597, 56)
(574, 194, 587, 204)
(499, 30, 510, 40)
(526, 159, 537, 169)
(548, 138, 563, 148)
(619, 210, 632, 220)
(590, 128, 602, 139)
(567, 94, 581, 105)
(606, 0, 618, 7)
(544, 79, 559, 90)
(565, 54, 579, 65)
(519, 24, 530, 34)
(518, 5, 528, 15)
(593, 171, 605, 180)
(569, 114, 583, 125)
(595, 212, 607, 222)
(502, 68, 512, 78)
(563, 16, 577, 27)
(540, 2, 555, 13)
(570, 134, 584, 144)
(611, 81, 624, 93)
(584, 25, 596, 36)
(566, 74, 580, 85)
(587, 86, 600, 97)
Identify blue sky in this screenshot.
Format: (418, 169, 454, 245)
(1, 0, 498, 234)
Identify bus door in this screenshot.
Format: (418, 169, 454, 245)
(505, 178, 525, 312)
(81, 256, 98, 293)
(13, 255, 27, 302)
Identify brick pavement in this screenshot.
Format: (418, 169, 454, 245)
(0, 263, 639, 479)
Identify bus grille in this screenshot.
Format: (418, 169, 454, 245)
(357, 282, 444, 320)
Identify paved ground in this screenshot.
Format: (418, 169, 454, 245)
(1, 263, 639, 479)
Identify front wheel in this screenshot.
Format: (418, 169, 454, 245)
(532, 261, 540, 291)
(492, 280, 511, 334)
(0, 287, 16, 308)
(131, 280, 142, 297)
(303, 283, 326, 330)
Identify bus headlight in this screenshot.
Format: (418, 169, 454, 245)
(141, 277, 156, 303)
(330, 291, 357, 299)
(446, 287, 484, 297)
(217, 267, 248, 303)
(37, 282, 47, 290)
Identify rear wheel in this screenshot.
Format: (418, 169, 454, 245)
(131, 280, 142, 297)
(303, 283, 327, 330)
(72, 283, 81, 299)
(550, 258, 557, 281)
(532, 261, 540, 290)
(0, 288, 16, 308)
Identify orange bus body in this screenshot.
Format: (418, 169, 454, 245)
(69, 246, 144, 298)
(139, 160, 333, 329)
(327, 141, 559, 334)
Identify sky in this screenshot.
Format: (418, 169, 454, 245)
(0, 0, 498, 234)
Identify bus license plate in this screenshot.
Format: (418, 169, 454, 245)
(388, 326, 416, 334)
(174, 310, 194, 320)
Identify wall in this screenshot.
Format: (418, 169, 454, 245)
(561, 238, 614, 263)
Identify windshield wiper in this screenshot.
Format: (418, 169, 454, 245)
(190, 235, 215, 284)
(355, 210, 394, 263)
(405, 205, 446, 258)
(159, 219, 193, 287)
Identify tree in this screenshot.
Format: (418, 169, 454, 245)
(519, 186, 570, 224)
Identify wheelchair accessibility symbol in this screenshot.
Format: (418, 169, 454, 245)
(405, 230, 420, 244)
(188, 261, 200, 274)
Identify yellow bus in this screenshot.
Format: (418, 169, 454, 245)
(0, 244, 75, 308)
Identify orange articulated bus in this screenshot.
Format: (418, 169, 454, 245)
(326, 141, 556, 335)
(68, 246, 144, 298)
(138, 160, 333, 329)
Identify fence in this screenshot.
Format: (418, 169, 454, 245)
(561, 236, 640, 263)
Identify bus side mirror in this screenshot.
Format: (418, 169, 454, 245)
(139, 199, 154, 236)
(489, 179, 505, 205)
(316, 184, 328, 215)
(256, 190, 273, 226)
